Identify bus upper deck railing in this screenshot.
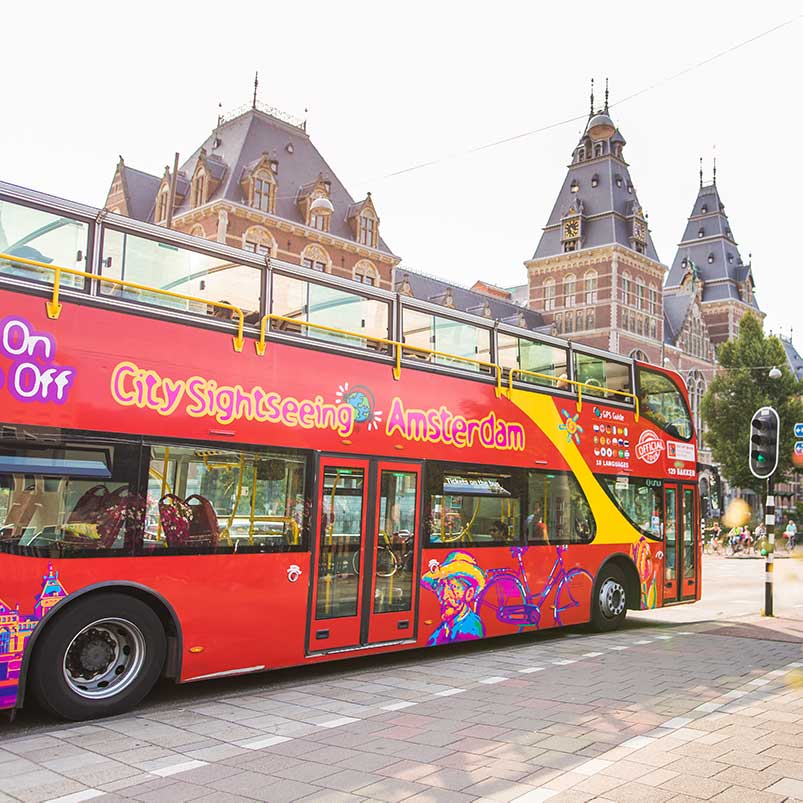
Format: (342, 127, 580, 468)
(0, 251, 248, 353)
(0, 175, 646, 417)
(0, 247, 639, 413)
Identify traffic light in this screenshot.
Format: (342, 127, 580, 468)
(749, 406, 779, 479)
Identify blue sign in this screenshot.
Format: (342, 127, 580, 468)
(796, 442, 803, 457)
(795, 423, 803, 438)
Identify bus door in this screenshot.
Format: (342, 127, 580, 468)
(663, 483, 698, 602)
(308, 457, 422, 652)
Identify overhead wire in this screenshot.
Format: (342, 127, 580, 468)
(255, 11, 802, 206)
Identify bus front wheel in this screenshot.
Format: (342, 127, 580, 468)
(590, 564, 627, 632)
(30, 593, 166, 721)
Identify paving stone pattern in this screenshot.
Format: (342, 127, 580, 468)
(1, 622, 802, 802)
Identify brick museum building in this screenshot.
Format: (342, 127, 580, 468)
(104, 89, 798, 520)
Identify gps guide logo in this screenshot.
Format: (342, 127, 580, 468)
(0, 317, 75, 405)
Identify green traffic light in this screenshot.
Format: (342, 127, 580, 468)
(756, 454, 767, 463)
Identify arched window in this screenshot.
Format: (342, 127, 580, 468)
(353, 259, 379, 286)
(647, 284, 657, 315)
(155, 188, 170, 224)
(593, 143, 603, 158)
(629, 349, 649, 361)
(543, 279, 556, 311)
(300, 244, 331, 273)
(586, 309, 594, 330)
(687, 369, 706, 439)
(191, 170, 207, 207)
(564, 274, 576, 308)
(243, 226, 276, 257)
(635, 277, 645, 310)
(189, 224, 205, 239)
(621, 272, 632, 305)
(584, 270, 598, 304)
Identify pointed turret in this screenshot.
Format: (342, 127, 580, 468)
(666, 170, 762, 345)
(531, 93, 659, 261)
(525, 85, 666, 361)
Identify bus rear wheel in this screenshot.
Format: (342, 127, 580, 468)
(591, 564, 627, 632)
(30, 593, 166, 721)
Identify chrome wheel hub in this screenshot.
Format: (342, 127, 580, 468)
(599, 579, 626, 618)
(63, 618, 146, 700)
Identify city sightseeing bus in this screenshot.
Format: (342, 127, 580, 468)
(0, 181, 700, 721)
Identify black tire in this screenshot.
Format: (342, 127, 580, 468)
(29, 593, 166, 721)
(590, 563, 627, 632)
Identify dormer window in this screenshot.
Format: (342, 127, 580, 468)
(191, 171, 207, 207)
(725, 228, 731, 237)
(591, 174, 599, 188)
(727, 253, 734, 263)
(358, 214, 376, 247)
(593, 143, 603, 158)
(707, 253, 715, 264)
(627, 183, 633, 194)
(307, 195, 333, 232)
(615, 175, 623, 188)
(698, 227, 705, 238)
(576, 146, 586, 162)
(155, 188, 170, 224)
(570, 179, 579, 193)
(701, 204, 707, 214)
(252, 175, 273, 213)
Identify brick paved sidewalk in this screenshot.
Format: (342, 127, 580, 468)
(1, 620, 802, 803)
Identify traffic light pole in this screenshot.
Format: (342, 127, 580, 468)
(764, 476, 775, 617)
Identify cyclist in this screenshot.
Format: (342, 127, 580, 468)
(785, 518, 797, 551)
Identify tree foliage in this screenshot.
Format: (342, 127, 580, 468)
(701, 314, 803, 493)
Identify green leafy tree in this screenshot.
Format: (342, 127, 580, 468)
(701, 314, 803, 493)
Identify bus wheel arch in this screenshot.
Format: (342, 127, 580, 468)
(18, 582, 182, 712)
(590, 554, 640, 631)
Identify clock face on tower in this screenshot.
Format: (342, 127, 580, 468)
(564, 219, 579, 239)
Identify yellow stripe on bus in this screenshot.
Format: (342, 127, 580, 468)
(509, 389, 643, 546)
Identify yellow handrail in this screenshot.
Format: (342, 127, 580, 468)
(258, 313, 503, 397)
(0, 251, 637, 416)
(508, 367, 639, 421)
(0, 251, 245, 353)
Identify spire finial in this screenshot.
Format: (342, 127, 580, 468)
(589, 78, 595, 117)
(699, 157, 703, 188)
(712, 148, 717, 186)
(216, 101, 223, 129)
(604, 78, 609, 113)
(252, 71, 259, 109)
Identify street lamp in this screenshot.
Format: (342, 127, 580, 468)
(768, 366, 782, 380)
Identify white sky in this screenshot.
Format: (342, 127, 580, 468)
(2, 2, 801, 341)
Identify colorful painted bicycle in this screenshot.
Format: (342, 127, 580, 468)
(476, 545, 592, 629)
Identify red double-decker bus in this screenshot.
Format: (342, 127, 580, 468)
(0, 182, 700, 720)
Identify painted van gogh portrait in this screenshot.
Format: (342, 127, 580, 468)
(420, 551, 486, 645)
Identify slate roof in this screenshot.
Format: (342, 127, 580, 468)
(394, 269, 546, 331)
(666, 182, 760, 310)
(532, 110, 660, 262)
(170, 108, 395, 256)
(781, 336, 803, 381)
(120, 165, 162, 222)
(113, 107, 395, 257)
(663, 290, 694, 345)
